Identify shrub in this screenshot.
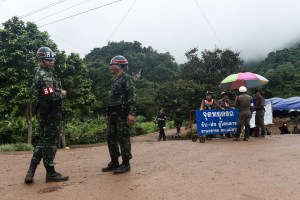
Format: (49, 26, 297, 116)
(0, 143, 33, 152)
(0, 117, 39, 144)
(65, 117, 107, 145)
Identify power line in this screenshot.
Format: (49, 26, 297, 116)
(105, 0, 137, 43)
(20, 0, 67, 19)
(34, 0, 92, 23)
(38, 0, 123, 27)
(194, 0, 223, 47)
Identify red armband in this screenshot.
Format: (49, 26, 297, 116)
(42, 85, 55, 96)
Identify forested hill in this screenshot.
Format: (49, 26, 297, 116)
(84, 41, 179, 83)
(255, 44, 300, 98)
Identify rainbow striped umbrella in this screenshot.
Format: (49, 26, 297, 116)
(220, 72, 269, 90)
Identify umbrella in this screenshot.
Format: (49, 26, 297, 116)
(219, 72, 269, 90)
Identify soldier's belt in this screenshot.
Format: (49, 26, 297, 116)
(108, 105, 122, 114)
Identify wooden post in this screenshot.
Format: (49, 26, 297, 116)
(25, 102, 33, 145)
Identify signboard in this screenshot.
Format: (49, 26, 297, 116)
(196, 109, 239, 136)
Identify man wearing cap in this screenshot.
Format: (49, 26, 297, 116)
(234, 86, 253, 141)
(102, 55, 136, 174)
(254, 89, 265, 137)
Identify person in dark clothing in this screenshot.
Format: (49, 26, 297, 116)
(254, 89, 266, 137)
(279, 123, 290, 134)
(174, 107, 184, 138)
(157, 108, 167, 141)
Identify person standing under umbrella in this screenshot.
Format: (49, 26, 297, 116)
(254, 89, 265, 137)
(234, 86, 253, 141)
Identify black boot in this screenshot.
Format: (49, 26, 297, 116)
(261, 130, 266, 137)
(45, 166, 69, 182)
(102, 159, 119, 172)
(113, 160, 130, 174)
(162, 132, 166, 141)
(233, 126, 241, 141)
(24, 163, 38, 184)
(253, 128, 259, 137)
(244, 125, 250, 141)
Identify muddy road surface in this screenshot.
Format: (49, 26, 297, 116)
(1, 130, 300, 200)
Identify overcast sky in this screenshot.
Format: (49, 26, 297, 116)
(1, 0, 300, 63)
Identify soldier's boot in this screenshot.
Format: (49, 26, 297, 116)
(102, 159, 119, 172)
(253, 128, 259, 137)
(45, 166, 69, 182)
(261, 129, 266, 138)
(244, 125, 250, 141)
(113, 160, 130, 174)
(158, 133, 162, 141)
(233, 126, 241, 141)
(24, 163, 38, 184)
(162, 132, 166, 141)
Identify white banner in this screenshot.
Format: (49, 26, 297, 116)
(250, 103, 273, 128)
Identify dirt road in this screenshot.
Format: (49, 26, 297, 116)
(1, 129, 300, 200)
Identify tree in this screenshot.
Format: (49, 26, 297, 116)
(256, 44, 300, 98)
(180, 47, 243, 86)
(155, 79, 206, 121)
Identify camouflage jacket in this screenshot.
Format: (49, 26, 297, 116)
(108, 72, 136, 115)
(32, 68, 64, 102)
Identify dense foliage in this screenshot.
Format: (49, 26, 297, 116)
(0, 17, 299, 146)
(255, 46, 300, 98)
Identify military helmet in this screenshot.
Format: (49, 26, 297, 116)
(110, 55, 128, 68)
(36, 47, 55, 61)
(239, 86, 247, 93)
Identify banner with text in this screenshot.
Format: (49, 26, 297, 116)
(196, 109, 239, 136)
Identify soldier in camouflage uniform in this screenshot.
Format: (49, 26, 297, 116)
(102, 55, 136, 174)
(254, 89, 266, 137)
(24, 47, 68, 184)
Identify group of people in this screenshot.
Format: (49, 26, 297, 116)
(200, 87, 266, 141)
(24, 46, 266, 185)
(25, 47, 136, 184)
(155, 86, 266, 142)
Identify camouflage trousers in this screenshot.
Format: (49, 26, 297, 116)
(30, 116, 61, 167)
(106, 114, 132, 161)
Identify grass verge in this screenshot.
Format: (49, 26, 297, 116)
(0, 143, 33, 152)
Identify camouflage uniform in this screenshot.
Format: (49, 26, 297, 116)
(255, 93, 265, 136)
(31, 68, 64, 167)
(107, 71, 136, 162)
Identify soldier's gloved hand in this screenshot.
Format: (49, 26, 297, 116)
(127, 114, 135, 125)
